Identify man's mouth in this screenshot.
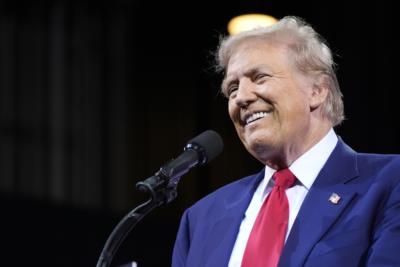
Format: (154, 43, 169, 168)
(244, 111, 269, 125)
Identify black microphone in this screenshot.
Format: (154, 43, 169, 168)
(136, 130, 223, 203)
(97, 130, 223, 267)
(160, 129, 224, 179)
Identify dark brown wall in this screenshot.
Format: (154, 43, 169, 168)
(0, 0, 398, 266)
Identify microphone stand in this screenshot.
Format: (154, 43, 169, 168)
(96, 167, 182, 267)
(96, 130, 223, 267)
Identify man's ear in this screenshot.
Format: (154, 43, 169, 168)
(310, 74, 329, 111)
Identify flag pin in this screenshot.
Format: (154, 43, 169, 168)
(329, 193, 341, 204)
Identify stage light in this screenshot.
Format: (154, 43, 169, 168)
(227, 14, 278, 35)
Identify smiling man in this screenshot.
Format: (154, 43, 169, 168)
(172, 16, 400, 267)
(222, 36, 333, 170)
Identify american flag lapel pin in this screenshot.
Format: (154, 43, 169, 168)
(329, 193, 341, 204)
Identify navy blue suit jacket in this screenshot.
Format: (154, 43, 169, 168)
(172, 139, 400, 266)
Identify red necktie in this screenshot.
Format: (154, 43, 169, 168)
(241, 168, 296, 267)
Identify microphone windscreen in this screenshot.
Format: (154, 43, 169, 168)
(187, 130, 224, 164)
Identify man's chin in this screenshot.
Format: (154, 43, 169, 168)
(243, 129, 273, 146)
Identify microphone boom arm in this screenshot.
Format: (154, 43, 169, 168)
(96, 130, 223, 267)
(96, 170, 183, 267)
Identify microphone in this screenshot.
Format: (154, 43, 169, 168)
(97, 130, 223, 267)
(136, 130, 223, 203)
(161, 129, 224, 179)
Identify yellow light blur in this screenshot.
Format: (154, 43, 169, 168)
(227, 14, 278, 35)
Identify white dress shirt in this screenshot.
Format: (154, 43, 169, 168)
(228, 129, 338, 267)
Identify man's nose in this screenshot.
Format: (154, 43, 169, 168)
(235, 79, 257, 107)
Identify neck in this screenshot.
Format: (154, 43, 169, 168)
(265, 121, 332, 170)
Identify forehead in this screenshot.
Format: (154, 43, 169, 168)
(225, 40, 291, 79)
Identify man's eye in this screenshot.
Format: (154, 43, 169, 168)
(227, 85, 238, 97)
(254, 73, 268, 82)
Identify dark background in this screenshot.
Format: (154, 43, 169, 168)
(0, 0, 398, 266)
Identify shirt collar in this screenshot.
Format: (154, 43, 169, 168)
(289, 128, 338, 189)
(262, 128, 338, 190)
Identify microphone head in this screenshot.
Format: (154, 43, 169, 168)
(185, 130, 224, 165)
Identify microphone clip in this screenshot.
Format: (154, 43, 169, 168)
(135, 163, 181, 206)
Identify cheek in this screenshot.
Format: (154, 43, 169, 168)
(228, 101, 237, 121)
(280, 99, 311, 134)
(285, 90, 310, 114)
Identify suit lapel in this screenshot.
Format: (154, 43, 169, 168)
(279, 139, 359, 267)
(205, 170, 265, 266)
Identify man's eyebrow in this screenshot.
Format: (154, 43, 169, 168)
(244, 65, 269, 77)
(221, 75, 237, 95)
(221, 65, 270, 93)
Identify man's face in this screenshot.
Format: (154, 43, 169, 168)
(223, 40, 317, 166)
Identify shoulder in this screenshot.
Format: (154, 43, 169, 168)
(185, 169, 263, 217)
(337, 137, 400, 181)
(192, 170, 262, 208)
(355, 152, 400, 192)
(357, 152, 400, 176)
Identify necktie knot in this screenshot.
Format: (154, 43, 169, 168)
(273, 168, 296, 189)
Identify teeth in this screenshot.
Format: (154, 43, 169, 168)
(246, 112, 268, 125)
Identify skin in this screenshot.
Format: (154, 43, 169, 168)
(222, 39, 332, 170)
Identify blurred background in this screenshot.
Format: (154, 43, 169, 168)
(0, 0, 398, 266)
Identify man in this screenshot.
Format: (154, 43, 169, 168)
(172, 16, 400, 267)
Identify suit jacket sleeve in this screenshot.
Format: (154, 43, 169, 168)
(172, 209, 190, 267)
(365, 174, 400, 266)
